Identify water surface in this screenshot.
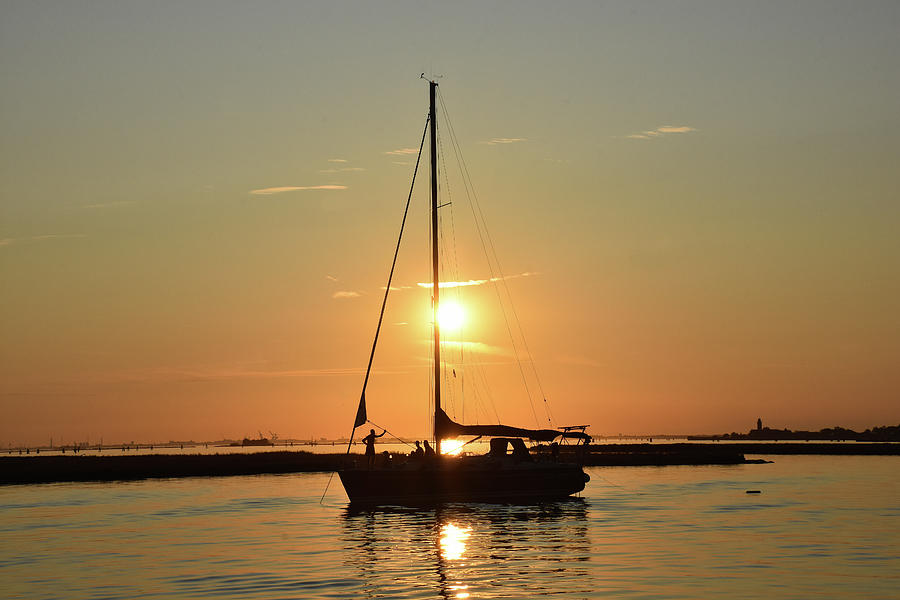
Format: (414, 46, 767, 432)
(1, 455, 897, 599)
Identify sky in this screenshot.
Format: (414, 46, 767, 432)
(2, 1, 899, 446)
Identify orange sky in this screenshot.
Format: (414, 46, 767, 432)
(2, 2, 899, 446)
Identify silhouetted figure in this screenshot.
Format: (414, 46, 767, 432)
(757, 418, 763, 431)
(423, 440, 436, 458)
(510, 438, 533, 462)
(550, 442, 560, 462)
(410, 441, 424, 460)
(362, 428, 386, 468)
(489, 438, 509, 458)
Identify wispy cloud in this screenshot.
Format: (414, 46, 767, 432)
(0, 234, 87, 248)
(382, 285, 415, 291)
(93, 364, 402, 384)
(325, 274, 339, 282)
(385, 148, 419, 156)
(657, 125, 695, 133)
(250, 185, 347, 195)
(481, 137, 527, 145)
(332, 290, 361, 299)
(416, 272, 538, 289)
(626, 125, 697, 140)
(328, 158, 348, 163)
(319, 167, 365, 173)
(419, 279, 489, 289)
(424, 340, 510, 356)
(82, 200, 137, 209)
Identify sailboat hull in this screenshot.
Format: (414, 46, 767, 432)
(338, 458, 589, 506)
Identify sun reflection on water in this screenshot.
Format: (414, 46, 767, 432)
(341, 501, 591, 599)
(439, 522, 472, 561)
(448, 583, 470, 599)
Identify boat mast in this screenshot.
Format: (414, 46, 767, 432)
(429, 80, 442, 456)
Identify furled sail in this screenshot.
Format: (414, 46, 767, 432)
(435, 408, 590, 443)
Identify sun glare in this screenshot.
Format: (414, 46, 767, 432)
(439, 523, 472, 561)
(441, 439, 465, 455)
(437, 301, 465, 331)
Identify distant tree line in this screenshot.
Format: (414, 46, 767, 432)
(709, 424, 900, 442)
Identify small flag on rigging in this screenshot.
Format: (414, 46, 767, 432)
(354, 392, 367, 429)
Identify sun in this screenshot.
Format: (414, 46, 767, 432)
(440, 438, 465, 455)
(437, 301, 465, 331)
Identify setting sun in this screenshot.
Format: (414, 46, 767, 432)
(440, 439, 465, 455)
(437, 301, 465, 331)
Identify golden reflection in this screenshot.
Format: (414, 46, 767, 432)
(439, 522, 472, 561)
(448, 584, 470, 598)
(440, 439, 465, 455)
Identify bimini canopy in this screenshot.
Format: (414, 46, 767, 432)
(435, 408, 591, 443)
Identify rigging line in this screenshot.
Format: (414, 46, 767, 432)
(319, 471, 336, 504)
(365, 419, 415, 450)
(498, 279, 554, 426)
(461, 158, 548, 426)
(324, 116, 430, 505)
(440, 92, 554, 429)
(445, 140, 469, 424)
(350, 115, 430, 448)
(435, 175, 456, 420)
(437, 92, 531, 393)
(437, 124, 466, 421)
(591, 472, 648, 495)
(436, 95, 500, 426)
(473, 358, 501, 423)
(438, 91, 541, 427)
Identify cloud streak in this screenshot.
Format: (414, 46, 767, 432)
(92, 364, 406, 384)
(332, 290, 361, 299)
(441, 340, 510, 355)
(416, 272, 538, 289)
(417, 340, 510, 356)
(626, 125, 697, 140)
(250, 185, 348, 195)
(319, 167, 365, 173)
(82, 200, 137, 209)
(481, 137, 527, 145)
(0, 234, 87, 248)
(385, 148, 419, 156)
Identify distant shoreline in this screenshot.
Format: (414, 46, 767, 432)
(1, 443, 897, 485)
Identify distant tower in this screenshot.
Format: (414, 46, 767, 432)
(757, 418, 763, 431)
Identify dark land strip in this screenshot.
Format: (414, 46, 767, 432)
(1, 443, 897, 485)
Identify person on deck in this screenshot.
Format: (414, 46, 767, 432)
(410, 441, 424, 460)
(423, 439, 436, 458)
(363, 428, 386, 468)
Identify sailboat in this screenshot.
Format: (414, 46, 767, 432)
(338, 79, 590, 505)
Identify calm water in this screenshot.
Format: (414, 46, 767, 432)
(1, 455, 897, 599)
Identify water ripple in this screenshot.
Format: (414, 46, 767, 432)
(1, 458, 898, 598)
